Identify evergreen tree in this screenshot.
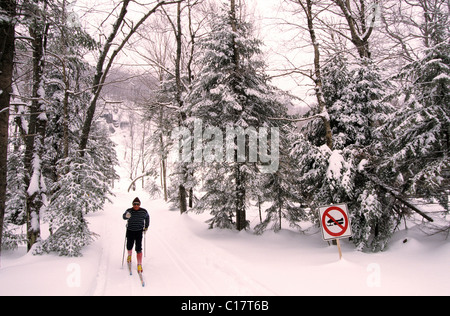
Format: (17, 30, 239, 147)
(254, 127, 307, 234)
(3, 137, 27, 250)
(304, 56, 393, 149)
(4, 0, 116, 256)
(297, 54, 399, 251)
(380, 2, 449, 224)
(327, 57, 393, 149)
(187, 4, 295, 231)
(38, 128, 118, 257)
(304, 54, 351, 148)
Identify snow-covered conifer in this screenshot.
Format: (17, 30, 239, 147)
(297, 54, 399, 251)
(39, 131, 117, 256)
(379, 4, 449, 228)
(187, 3, 297, 231)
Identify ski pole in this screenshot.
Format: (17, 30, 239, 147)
(121, 222, 128, 268)
(144, 230, 147, 258)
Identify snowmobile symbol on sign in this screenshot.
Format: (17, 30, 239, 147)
(327, 217, 344, 227)
(319, 204, 352, 241)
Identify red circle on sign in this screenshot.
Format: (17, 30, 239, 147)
(322, 206, 349, 237)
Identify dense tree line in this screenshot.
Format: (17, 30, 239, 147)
(0, 0, 173, 256)
(139, 0, 448, 252)
(0, 0, 448, 256)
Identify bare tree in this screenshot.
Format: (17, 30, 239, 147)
(274, 0, 333, 149)
(78, 0, 180, 157)
(382, 0, 450, 62)
(134, 18, 175, 200)
(154, 0, 206, 212)
(330, 0, 380, 58)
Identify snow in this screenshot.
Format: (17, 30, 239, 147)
(358, 159, 368, 171)
(433, 73, 450, 82)
(326, 150, 346, 181)
(27, 154, 42, 196)
(30, 212, 40, 233)
(1, 131, 449, 297)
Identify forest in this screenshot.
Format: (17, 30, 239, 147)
(0, 0, 448, 257)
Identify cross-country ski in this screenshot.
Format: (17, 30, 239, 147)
(138, 271, 145, 287)
(127, 260, 132, 276)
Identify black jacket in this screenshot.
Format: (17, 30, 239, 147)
(123, 208, 150, 231)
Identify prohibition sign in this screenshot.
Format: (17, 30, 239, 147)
(319, 204, 352, 241)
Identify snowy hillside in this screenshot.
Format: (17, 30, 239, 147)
(0, 130, 449, 298)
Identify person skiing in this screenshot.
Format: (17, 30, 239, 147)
(123, 197, 149, 273)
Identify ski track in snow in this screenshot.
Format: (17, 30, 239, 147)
(89, 190, 278, 296)
(152, 211, 277, 296)
(85, 131, 280, 296)
(154, 229, 217, 295)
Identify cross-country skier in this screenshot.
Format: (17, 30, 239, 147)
(123, 197, 149, 273)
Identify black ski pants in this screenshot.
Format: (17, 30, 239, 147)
(126, 230, 143, 253)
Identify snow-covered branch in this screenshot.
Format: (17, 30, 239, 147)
(269, 110, 329, 123)
(361, 171, 434, 222)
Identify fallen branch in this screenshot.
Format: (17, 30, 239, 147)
(269, 109, 330, 123)
(128, 171, 152, 192)
(361, 171, 434, 222)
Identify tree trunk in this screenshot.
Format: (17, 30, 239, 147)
(235, 164, 246, 231)
(61, 0, 70, 158)
(78, 0, 131, 157)
(157, 85, 168, 201)
(174, 1, 188, 214)
(0, 0, 16, 255)
(161, 155, 168, 201)
(333, 0, 375, 58)
(230, 0, 240, 70)
(25, 12, 49, 251)
(230, 0, 247, 231)
(301, 0, 333, 149)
